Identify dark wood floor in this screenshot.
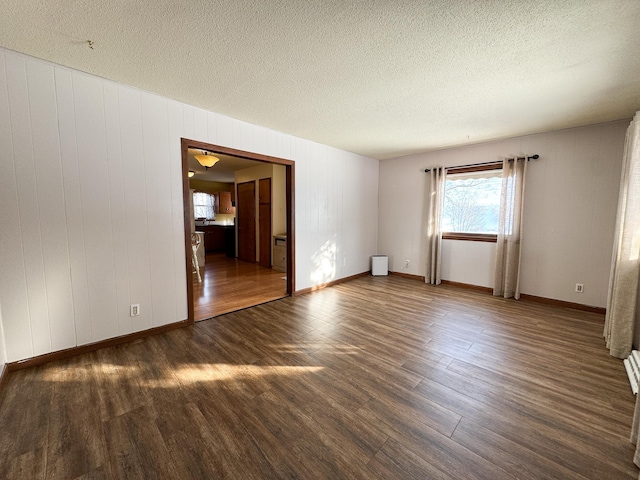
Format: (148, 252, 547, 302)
(193, 253, 287, 321)
(0, 275, 637, 479)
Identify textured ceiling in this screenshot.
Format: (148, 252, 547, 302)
(2, 1, 640, 159)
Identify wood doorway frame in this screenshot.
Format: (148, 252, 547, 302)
(181, 138, 295, 324)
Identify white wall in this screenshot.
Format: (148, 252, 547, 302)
(0, 304, 6, 370)
(0, 48, 379, 363)
(298, 142, 379, 287)
(441, 240, 496, 288)
(379, 121, 627, 308)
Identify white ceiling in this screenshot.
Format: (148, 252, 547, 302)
(2, 1, 640, 159)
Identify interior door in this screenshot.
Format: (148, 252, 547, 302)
(237, 181, 256, 263)
(258, 178, 272, 268)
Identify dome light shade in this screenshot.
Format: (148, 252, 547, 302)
(188, 170, 195, 177)
(194, 152, 219, 168)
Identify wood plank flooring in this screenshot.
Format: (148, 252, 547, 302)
(0, 275, 637, 479)
(193, 253, 287, 321)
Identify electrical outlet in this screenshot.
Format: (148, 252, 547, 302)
(575, 283, 584, 293)
(405, 259, 410, 268)
(130, 304, 140, 316)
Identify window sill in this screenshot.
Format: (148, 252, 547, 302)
(442, 233, 497, 243)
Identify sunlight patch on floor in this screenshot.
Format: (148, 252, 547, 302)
(147, 364, 325, 387)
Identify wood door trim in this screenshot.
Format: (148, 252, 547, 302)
(258, 177, 272, 268)
(181, 138, 296, 321)
(181, 139, 195, 324)
(184, 139, 295, 167)
(0, 363, 8, 392)
(286, 162, 295, 295)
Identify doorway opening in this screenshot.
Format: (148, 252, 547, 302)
(181, 138, 295, 323)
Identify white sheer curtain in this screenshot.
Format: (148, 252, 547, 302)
(425, 167, 446, 285)
(193, 191, 215, 220)
(493, 157, 528, 299)
(607, 112, 640, 477)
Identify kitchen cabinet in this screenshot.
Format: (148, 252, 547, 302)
(223, 226, 236, 258)
(215, 191, 234, 214)
(200, 225, 224, 252)
(199, 225, 235, 256)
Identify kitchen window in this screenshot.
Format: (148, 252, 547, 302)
(193, 191, 215, 220)
(442, 165, 502, 242)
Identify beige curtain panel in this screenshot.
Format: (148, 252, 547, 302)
(425, 167, 446, 285)
(632, 398, 640, 477)
(607, 112, 640, 477)
(493, 156, 528, 299)
(605, 112, 640, 360)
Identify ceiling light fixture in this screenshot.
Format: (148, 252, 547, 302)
(188, 170, 195, 178)
(194, 151, 219, 168)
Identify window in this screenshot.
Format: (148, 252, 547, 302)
(442, 165, 502, 241)
(193, 192, 215, 220)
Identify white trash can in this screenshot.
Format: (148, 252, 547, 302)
(371, 255, 389, 276)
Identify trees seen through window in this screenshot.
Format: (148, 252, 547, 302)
(442, 169, 502, 237)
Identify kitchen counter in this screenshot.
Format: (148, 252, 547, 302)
(195, 220, 234, 227)
(199, 224, 235, 257)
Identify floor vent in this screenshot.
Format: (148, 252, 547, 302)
(624, 350, 640, 395)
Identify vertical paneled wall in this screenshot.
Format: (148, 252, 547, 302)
(0, 48, 379, 362)
(0, 305, 6, 368)
(296, 140, 379, 287)
(378, 121, 627, 307)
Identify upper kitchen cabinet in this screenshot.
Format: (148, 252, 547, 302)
(215, 191, 234, 214)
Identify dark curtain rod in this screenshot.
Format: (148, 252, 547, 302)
(424, 154, 539, 173)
